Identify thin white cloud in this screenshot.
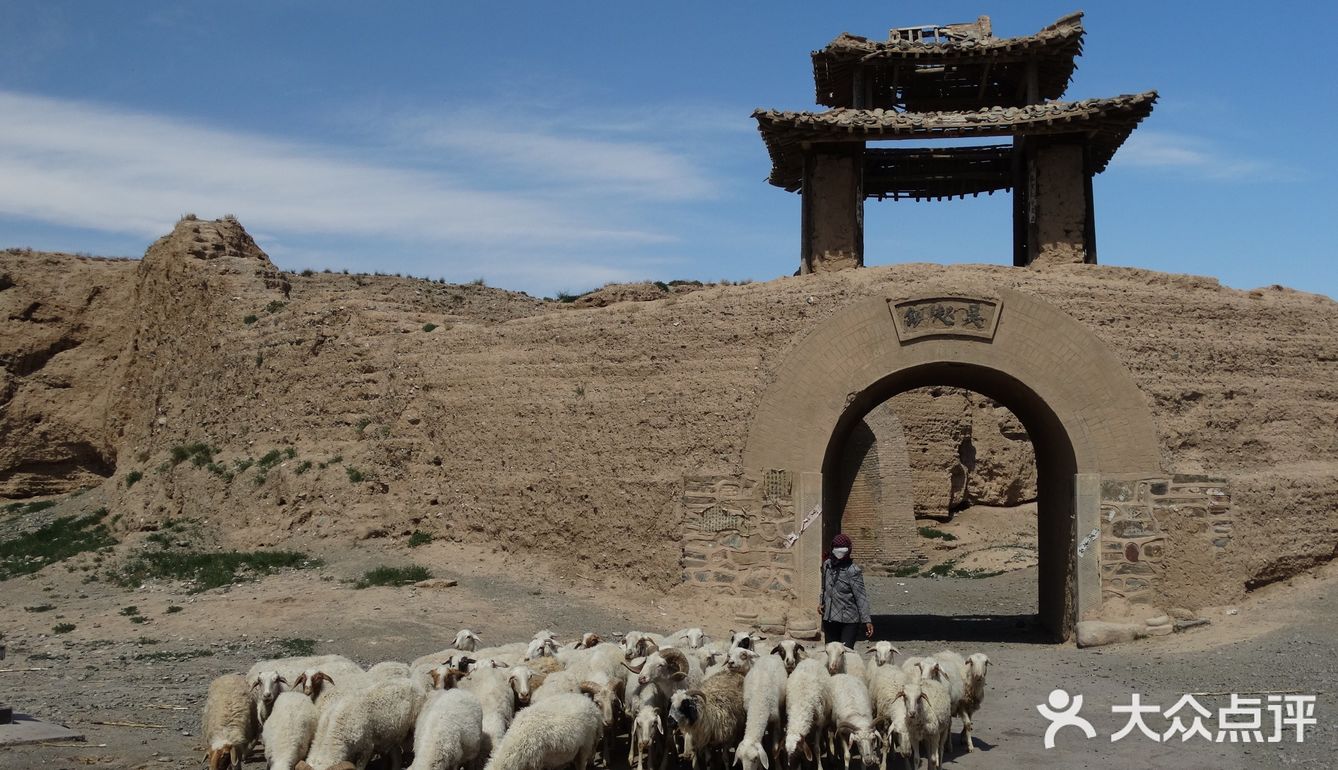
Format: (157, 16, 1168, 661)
(1117, 130, 1293, 181)
(0, 90, 682, 247)
(408, 122, 715, 200)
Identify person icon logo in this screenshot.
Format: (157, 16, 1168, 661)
(1036, 688, 1097, 749)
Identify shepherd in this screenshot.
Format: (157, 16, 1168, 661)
(818, 532, 874, 645)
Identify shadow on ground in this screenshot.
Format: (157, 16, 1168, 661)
(872, 613, 1055, 644)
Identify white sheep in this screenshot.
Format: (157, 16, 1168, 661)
(824, 642, 867, 684)
(955, 653, 990, 753)
(625, 648, 701, 700)
(728, 630, 764, 651)
(827, 673, 879, 769)
(407, 687, 484, 770)
(455, 629, 483, 652)
(727, 648, 786, 770)
(263, 691, 319, 770)
(507, 665, 538, 707)
(525, 636, 560, 661)
(668, 669, 745, 770)
(250, 669, 289, 725)
(620, 631, 667, 660)
(571, 632, 604, 649)
(768, 639, 807, 674)
(671, 627, 709, 649)
(367, 661, 412, 682)
(203, 673, 259, 770)
(248, 655, 359, 721)
(867, 662, 912, 770)
(908, 677, 952, 770)
(483, 692, 602, 770)
(298, 676, 425, 770)
(628, 704, 664, 770)
(462, 664, 519, 757)
(783, 658, 832, 769)
(864, 641, 900, 668)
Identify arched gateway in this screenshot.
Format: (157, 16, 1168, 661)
(741, 289, 1163, 638)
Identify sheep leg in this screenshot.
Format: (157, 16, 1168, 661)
(961, 711, 974, 753)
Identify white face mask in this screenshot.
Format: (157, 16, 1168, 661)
(831, 547, 850, 560)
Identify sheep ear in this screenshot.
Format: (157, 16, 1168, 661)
(293, 673, 307, 687)
(889, 646, 901, 657)
(800, 740, 814, 761)
(250, 679, 261, 692)
(758, 748, 770, 769)
(276, 675, 289, 685)
(429, 670, 442, 688)
(769, 644, 784, 656)
(654, 715, 663, 734)
(918, 693, 930, 704)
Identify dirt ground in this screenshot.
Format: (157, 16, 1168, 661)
(1, 539, 1334, 770)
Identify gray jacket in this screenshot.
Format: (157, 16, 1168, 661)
(820, 558, 871, 624)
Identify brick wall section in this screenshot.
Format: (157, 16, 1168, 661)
(1099, 475, 1233, 605)
(680, 471, 798, 599)
(834, 405, 924, 573)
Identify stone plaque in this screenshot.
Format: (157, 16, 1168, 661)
(887, 295, 1002, 342)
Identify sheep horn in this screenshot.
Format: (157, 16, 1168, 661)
(578, 681, 602, 696)
(622, 660, 646, 674)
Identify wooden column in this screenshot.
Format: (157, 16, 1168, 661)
(800, 143, 865, 274)
(1021, 135, 1094, 267)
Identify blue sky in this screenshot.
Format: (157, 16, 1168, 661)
(1, 1, 1334, 298)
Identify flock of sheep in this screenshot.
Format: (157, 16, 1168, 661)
(202, 627, 990, 770)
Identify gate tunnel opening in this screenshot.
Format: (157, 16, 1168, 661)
(821, 362, 1076, 641)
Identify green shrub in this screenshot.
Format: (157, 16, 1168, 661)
(4, 500, 58, 516)
(243, 314, 258, 325)
(407, 531, 432, 548)
(169, 443, 216, 467)
(891, 565, 920, 577)
(917, 527, 958, 542)
(354, 565, 431, 589)
(294, 461, 312, 475)
(165, 605, 183, 614)
(265, 300, 286, 314)
(300, 269, 315, 277)
(274, 637, 316, 656)
(125, 470, 143, 488)
(422, 323, 438, 332)
(284, 447, 297, 459)
(346, 467, 365, 483)
(0, 508, 115, 580)
(924, 561, 957, 577)
(52, 623, 76, 634)
(119, 605, 140, 616)
(115, 550, 320, 593)
(24, 604, 55, 613)
(257, 450, 284, 470)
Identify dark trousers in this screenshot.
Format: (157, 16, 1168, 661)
(823, 620, 860, 647)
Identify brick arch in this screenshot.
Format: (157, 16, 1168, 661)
(742, 288, 1162, 638)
